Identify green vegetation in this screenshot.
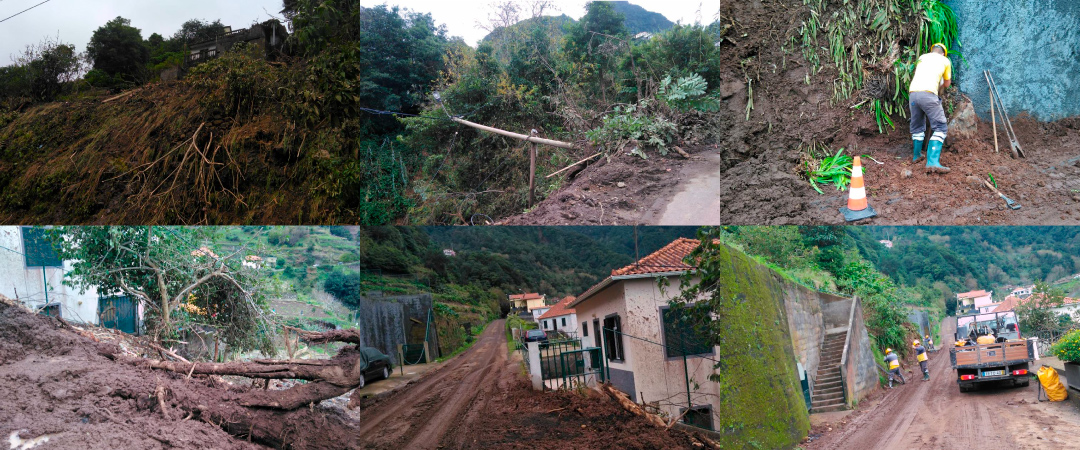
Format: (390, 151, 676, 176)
(1051, 329, 1080, 363)
(801, 145, 853, 194)
(665, 233, 811, 449)
(1015, 283, 1073, 336)
(792, 0, 961, 133)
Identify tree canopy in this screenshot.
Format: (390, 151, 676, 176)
(87, 16, 150, 85)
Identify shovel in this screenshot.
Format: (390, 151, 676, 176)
(983, 179, 1021, 210)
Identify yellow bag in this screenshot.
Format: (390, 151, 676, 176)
(1037, 366, 1068, 402)
(977, 335, 997, 345)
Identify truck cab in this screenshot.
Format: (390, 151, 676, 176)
(950, 311, 1033, 392)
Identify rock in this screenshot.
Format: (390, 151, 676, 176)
(1072, 194, 1080, 202)
(948, 96, 978, 139)
(616, 182, 627, 188)
(901, 169, 913, 179)
(966, 175, 984, 189)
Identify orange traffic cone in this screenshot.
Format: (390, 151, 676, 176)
(840, 156, 877, 221)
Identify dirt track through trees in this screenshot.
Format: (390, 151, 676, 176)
(808, 317, 1080, 449)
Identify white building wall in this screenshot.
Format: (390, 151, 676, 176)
(619, 276, 719, 420)
(540, 313, 579, 334)
(0, 227, 101, 324)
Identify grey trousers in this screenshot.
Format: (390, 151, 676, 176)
(909, 91, 948, 141)
(919, 360, 929, 374)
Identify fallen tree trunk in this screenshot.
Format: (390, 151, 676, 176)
(104, 332, 372, 411)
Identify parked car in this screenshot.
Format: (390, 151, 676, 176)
(356, 346, 393, 389)
(523, 329, 549, 345)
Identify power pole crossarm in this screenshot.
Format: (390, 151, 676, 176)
(450, 117, 576, 150)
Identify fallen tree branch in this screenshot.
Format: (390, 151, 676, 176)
(546, 152, 602, 178)
(601, 384, 666, 428)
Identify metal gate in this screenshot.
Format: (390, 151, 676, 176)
(401, 344, 427, 365)
(538, 338, 606, 390)
(99, 296, 138, 334)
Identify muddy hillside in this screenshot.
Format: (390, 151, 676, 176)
(507, 0, 1080, 226)
(0, 296, 716, 449)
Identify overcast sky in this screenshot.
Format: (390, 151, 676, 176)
(0, 0, 719, 65)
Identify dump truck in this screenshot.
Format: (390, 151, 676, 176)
(950, 311, 1034, 392)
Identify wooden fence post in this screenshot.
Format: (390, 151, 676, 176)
(529, 142, 537, 207)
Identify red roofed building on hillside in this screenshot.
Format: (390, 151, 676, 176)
(991, 293, 1080, 320)
(538, 296, 578, 335)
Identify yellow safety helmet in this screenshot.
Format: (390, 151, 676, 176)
(932, 43, 948, 56)
(913, 340, 921, 346)
(885, 348, 893, 354)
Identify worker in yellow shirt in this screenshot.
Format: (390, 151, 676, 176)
(913, 340, 930, 381)
(884, 348, 905, 387)
(909, 43, 952, 173)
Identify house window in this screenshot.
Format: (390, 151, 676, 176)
(561, 317, 566, 327)
(602, 315, 624, 361)
(682, 405, 713, 431)
(582, 322, 588, 337)
(661, 306, 713, 358)
(21, 227, 62, 268)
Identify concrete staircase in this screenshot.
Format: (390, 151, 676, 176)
(811, 330, 848, 413)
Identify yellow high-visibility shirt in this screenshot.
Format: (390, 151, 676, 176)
(917, 352, 927, 362)
(909, 53, 952, 94)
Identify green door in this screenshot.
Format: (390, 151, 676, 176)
(99, 296, 138, 334)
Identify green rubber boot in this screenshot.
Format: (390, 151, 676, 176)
(913, 139, 924, 162)
(925, 140, 950, 173)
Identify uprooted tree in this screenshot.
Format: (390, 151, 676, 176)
(51, 226, 274, 355)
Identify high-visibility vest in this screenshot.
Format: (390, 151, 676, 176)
(917, 352, 927, 362)
(889, 360, 900, 369)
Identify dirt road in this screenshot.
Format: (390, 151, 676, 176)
(344, 319, 511, 449)
(808, 317, 1080, 449)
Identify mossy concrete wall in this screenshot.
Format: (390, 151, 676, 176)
(946, 0, 1080, 121)
(843, 297, 877, 406)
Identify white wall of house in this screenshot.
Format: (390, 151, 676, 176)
(531, 307, 550, 322)
(540, 313, 578, 334)
(574, 273, 721, 425)
(0, 227, 100, 324)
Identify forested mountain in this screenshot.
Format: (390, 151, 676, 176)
(855, 227, 1080, 297)
(610, 1, 675, 34)
(425, 226, 699, 297)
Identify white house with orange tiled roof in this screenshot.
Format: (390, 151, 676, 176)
(957, 290, 996, 315)
(992, 294, 1080, 320)
(538, 296, 578, 335)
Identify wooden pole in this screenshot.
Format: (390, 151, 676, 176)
(984, 71, 999, 153)
(546, 152, 602, 179)
(450, 117, 576, 150)
(529, 142, 537, 207)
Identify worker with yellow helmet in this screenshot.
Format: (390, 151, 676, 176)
(884, 348, 905, 387)
(913, 340, 930, 381)
(908, 42, 953, 173)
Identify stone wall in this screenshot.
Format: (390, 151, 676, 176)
(946, 0, 1080, 121)
(843, 297, 878, 406)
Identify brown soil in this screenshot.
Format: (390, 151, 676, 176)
(505, 1, 1080, 226)
(1, 297, 708, 449)
(805, 317, 1080, 449)
(0, 297, 265, 450)
(340, 319, 708, 449)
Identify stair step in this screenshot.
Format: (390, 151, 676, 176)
(812, 403, 847, 413)
(814, 379, 843, 389)
(814, 386, 844, 395)
(812, 392, 844, 402)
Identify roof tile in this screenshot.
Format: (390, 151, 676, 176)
(538, 296, 576, 319)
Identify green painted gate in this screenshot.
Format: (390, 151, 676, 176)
(99, 296, 138, 334)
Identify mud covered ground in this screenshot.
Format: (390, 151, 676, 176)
(805, 317, 1080, 450)
(505, 0, 1080, 226)
(0, 298, 710, 449)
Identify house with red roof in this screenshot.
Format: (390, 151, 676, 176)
(565, 237, 877, 428)
(956, 289, 996, 315)
(508, 292, 546, 312)
(538, 296, 577, 335)
(992, 293, 1080, 319)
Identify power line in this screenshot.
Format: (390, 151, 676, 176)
(0, 0, 53, 24)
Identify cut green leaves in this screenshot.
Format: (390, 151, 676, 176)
(803, 145, 854, 194)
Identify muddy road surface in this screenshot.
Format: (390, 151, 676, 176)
(808, 317, 1080, 450)
(347, 319, 510, 449)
